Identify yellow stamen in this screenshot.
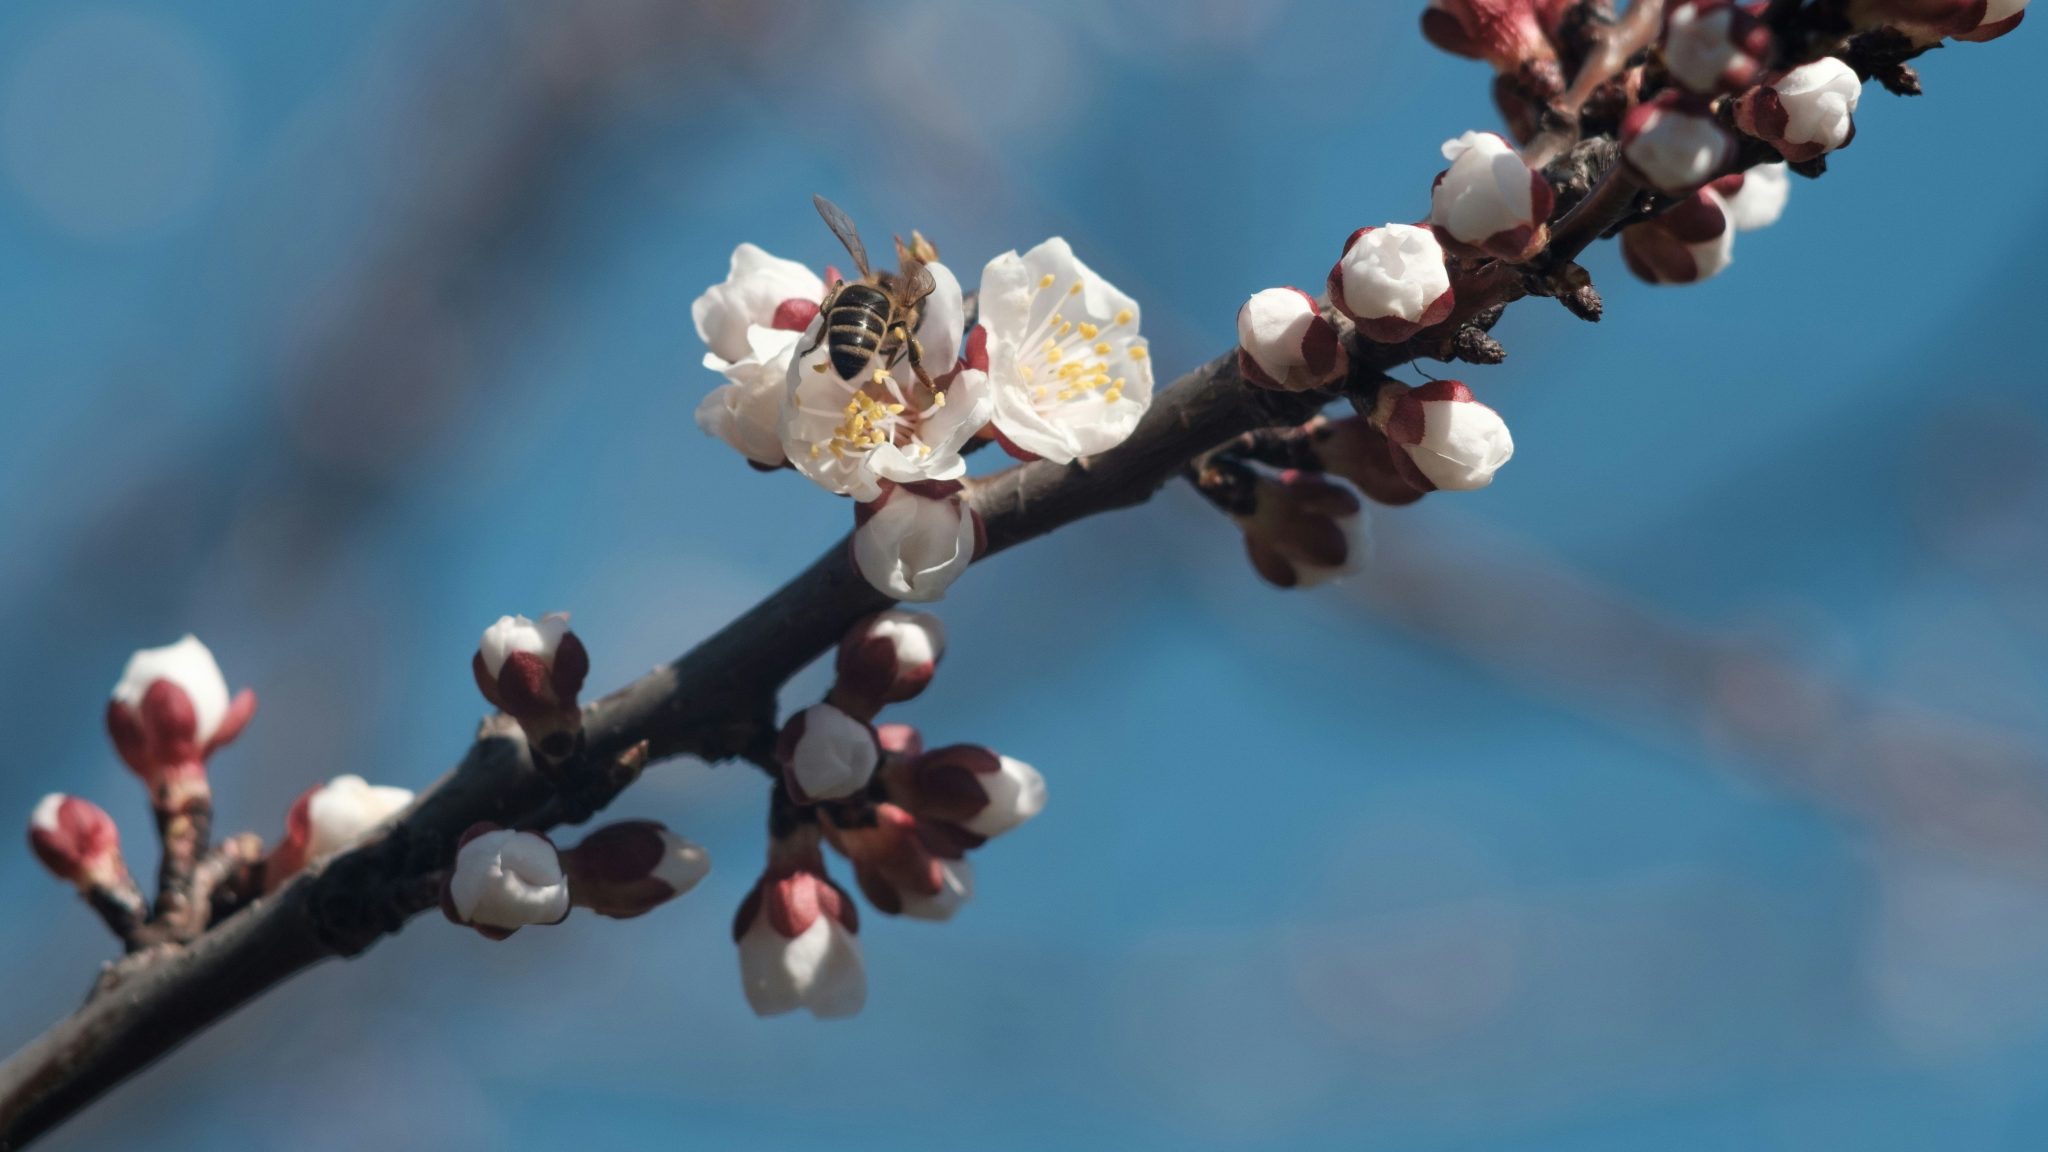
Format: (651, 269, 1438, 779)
(1078, 322, 1099, 339)
(1128, 346, 1148, 361)
(1068, 280, 1083, 296)
(1038, 273, 1055, 289)
(1115, 309, 1133, 326)
(1093, 342, 1110, 356)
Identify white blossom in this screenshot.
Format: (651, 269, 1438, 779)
(736, 864, 866, 1019)
(782, 703, 879, 803)
(963, 754, 1047, 838)
(978, 238, 1153, 464)
(692, 243, 826, 369)
(1737, 59, 1861, 163)
(1327, 225, 1454, 343)
(301, 775, 415, 861)
(1429, 132, 1552, 261)
(851, 483, 980, 603)
(1717, 163, 1790, 231)
(447, 829, 570, 931)
(1622, 96, 1737, 195)
(696, 326, 802, 467)
(1663, 1, 1769, 94)
(1379, 380, 1515, 492)
(1236, 287, 1342, 392)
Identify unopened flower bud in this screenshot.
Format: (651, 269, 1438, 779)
(1374, 380, 1515, 492)
(264, 774, 415, 890)
(1952, 0, 2029, 41)
(886, 745, 1048, 839)
(1236, 288, 1345, 392)
(1308, 416, 1429, 507)
(28, 795, 126, 891)
(1421, 0, 1560, 73)
(825, 802, 975, 921)
(876, 722, 924, 759)
(851, 481, 984, 604)
(1328, 225, 1454, 345)
(1733, 59, 1862, 164)
(1845, 0, 1981, 36)
(833, 610, 946, 718)
(473, 612, 589, 763)
(778, 703, 880, 804)
(1710, 162, 1790, 231)
(734, 836, 865, 1018)
(1233, 470, 1368, 589)
(1621, 92, 1737, 195)
(1620, 188, 1736, 285)
(561, 820, 710, 919)
(1429, 132, 1555, 262)
(105, 635, 255, 807)
(441, 824, 571, 939)
(1662, 0, 1772, 95)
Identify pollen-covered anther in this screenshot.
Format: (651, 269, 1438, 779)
(1428, 131, 1555, 263)
(1327, 225, 1455, 345)
(1733, 58, 1863, 164)
(1236, 287, 1346, 393)
(1621, 91, 1738, 196)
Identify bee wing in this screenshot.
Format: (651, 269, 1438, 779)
(895, 258, 937, 308)
(812, 194, 871, 281)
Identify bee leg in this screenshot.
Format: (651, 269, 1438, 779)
(898, 327, 940, 393)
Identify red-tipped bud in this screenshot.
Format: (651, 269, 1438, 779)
(440, 823, 570, 940)
(1308, 417, 1430, 507)
(883, 744, 1048, 839)
(1421, 0, 1560, 72)
(833, 610, 946, 718)
(1621, 91, 1738, 196)
(1328, 225, 1454, 345)
(851, 480, 984, 604)
(473, 612, 589, 763)
(1620, 188, 1736, 285)
(823, 802, 974, 921)
(1232, 470, 1368, 589)
(734, 833, 864, 1018)
(1373, 379, 1516, 492)
(28, 795, 126, 891)
(1429, 132, 1554, 263)
(561, 820, 710, 919)
(105, 635, 254, 806)
(1733, 59, 1862, 164)
(264, 775, 415, 892)
(778, 703, 880, 804)
(1662, 1, 1773, 95)
(1952, 0, 2028, 41)
(1236, 288, 1346, 392)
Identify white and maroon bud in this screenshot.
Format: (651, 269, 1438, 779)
(1662, 0, 1773, 95)
(1373, 380, 1515, 492)
(264, 774, 415, 890)
(1307, 416, 1429, 507)
(1236, 288, 1346, 392)
(824, 802, 975, 921)
(1620, 188, 1736, 285)
(1845, 0, 1978, 35)
(733, 832, 865, 1019)
(832, 610, 946, 719)
(692, 243, 827, 370)
(561, 820, 710, 919)
(106, 635, 255, 809)
(28, 795, 127, 891)
(876, 722, 924, 760)
(1710, 162, 1790, 231)
(1421, 0, 1560, 73)
(1327, 225, 1454, 345)
(850, 481, 984, 604)
(1429, 132, 1555, 263)
(1233, 470, 1369, 589)
(1953, 0, 2029, 40)
(778, 703, 880, 804)
(472, 613, 589, 763)
(1734, 59, 1862, 164)
(440, 823, 571, 940)
(1621, 92, 1738, 195)
(885, 745, 1047, 839)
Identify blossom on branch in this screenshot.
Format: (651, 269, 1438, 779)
(977, 238, 1153, 464)
(882, 744, 1047, 839)
(851, 481, 984, 603)
(1373, 379, 1515, 492)
(1429, 132, 1555, 263)
(735, 835, 865, 1019)
(1620, 188, 1736, 285)
(263, 775, 415, 890)
(442, 824, 571, 939)
(692, 243, 827, 371)
(1661, 0, 1772, 95)
(696, 325, 803, 469)
(833, 609, 946, 717)
(474, 613, 590, 764)
(1734, 59, 1862, 164)
(1327, 225, 1454, 345)
(780, 263, 991, 501)
(1421, 0, 1561, 73)
(28, 795, 127, 891)
(1233, 470, 1368, 589)
(105, 635, 255, 808)
(779, 703, 880, 804)
(1621, 92, 1738, 195)
(1236, 288, 1345, 393)
(1711, 163, 1790, 232)
(561, 821, 710, 920)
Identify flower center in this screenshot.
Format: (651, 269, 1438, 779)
(813, 367, 943, 462)
(1015, 273, 1144, 411)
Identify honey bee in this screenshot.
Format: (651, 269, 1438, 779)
(806, 194, 940, 390)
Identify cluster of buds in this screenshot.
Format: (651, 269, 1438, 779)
(473, 613, 590, 767)
(692, 217, 1158, 604)
(441, 820, 710, 938)
(738, 610, 1045, 1017)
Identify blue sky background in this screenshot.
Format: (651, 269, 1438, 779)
(2, 2, 2047, 1149)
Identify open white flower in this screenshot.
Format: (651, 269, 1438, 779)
(977, 238, 1153, 464)
(779, 263, 990, 501)
(446, 827, 571, 934)
(697, 326, 802, 468)
(693, 243, 826, 370)
(1327, 225, 1454, 344)
(1713, 162, 1789, 231)
(1429, 132, 1553, 262)
(851, 482, 982, 603)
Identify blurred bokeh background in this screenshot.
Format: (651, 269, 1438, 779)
(2, 1, 2045, 1148)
